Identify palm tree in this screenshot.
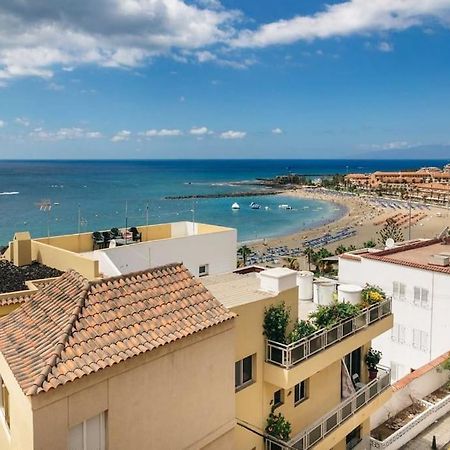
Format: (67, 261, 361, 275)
(237, 245, 252, 266)
(334, 244, 347, 255)
(303, 247, 315, 271)
(284, 257, 299, 270)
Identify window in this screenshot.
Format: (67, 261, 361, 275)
(294, 381, 308, 405)
(393, 281, 406, 301)
(346, 426, 361, 450)
(391, 361, 406, 382)
(69, 412, 106, 450)
(412, 329, 429, 352)
(235, 355, 254, 391)
(344, 348, 361, 378)
(413, 287, 429, 308)
(0, 376, 10, 430)
(273, 389, 284, 408)
(391, 323, 406, 344)
(198, 264, 209, 277)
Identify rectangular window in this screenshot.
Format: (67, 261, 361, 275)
(0, 376, 10, 430)
(294, 381, 308, 405)
(412, 329, 429, 352)
(235, 355, 254, 391)
(391, 323, 406, 344)
(273, 389, 284, 408)
(346, 426, 361, 450)
(393, 282, 406, 301)
(69, 412, 106, 450)
(413, 287, 429, 308)
(198, 264, 209, 277)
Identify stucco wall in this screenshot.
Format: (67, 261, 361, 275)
(1, 321, 235, 450)
(339, 256, 450, 381)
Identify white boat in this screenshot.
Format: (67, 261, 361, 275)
(278, 204, 292, 210)
(250, 202, 261, 209)
(231, 202, 240, 210)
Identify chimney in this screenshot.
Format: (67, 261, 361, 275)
(259, 268, 298, 294)
(12, 232, 32, 267)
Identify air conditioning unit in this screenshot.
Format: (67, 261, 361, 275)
(428, 254, 450, 267)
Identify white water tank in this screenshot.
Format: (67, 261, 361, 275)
(297, 271, 314, 301)
(338, 284, 362, 305)
(314, 281, 336, 305)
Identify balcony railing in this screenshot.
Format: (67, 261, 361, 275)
(266, 299, 392, 369)
(265, 367, 391, 450)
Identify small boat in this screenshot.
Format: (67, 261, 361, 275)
(250, 202, 261, 209)
(278, 204, 292, 210)
(264, 206, 269, 210)
(232, 202, 240, 210)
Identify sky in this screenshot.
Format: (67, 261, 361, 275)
(0, 0, 450, 159)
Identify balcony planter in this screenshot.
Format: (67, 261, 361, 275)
(366, 348, 382, 380)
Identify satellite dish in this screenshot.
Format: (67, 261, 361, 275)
(385, 238, 395, 249)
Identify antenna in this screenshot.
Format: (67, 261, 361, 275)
(36, 199, 52, 238)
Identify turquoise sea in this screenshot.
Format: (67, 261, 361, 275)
(0, 159, 447, 244)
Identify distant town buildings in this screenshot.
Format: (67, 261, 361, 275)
(345, 165, 450, 205)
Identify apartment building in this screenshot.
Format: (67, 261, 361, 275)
(339, 238, 450, 382)
(4, 221, 237, 280)
(203, 267, 393, 450)
(0, 264, 236, 450)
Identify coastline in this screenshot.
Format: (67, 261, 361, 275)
(243, 187, 450, 269)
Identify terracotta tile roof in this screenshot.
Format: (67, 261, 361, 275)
(393, 351, 450, 391)
(0, 263, 235, 396)
(363, 238, 450, 275)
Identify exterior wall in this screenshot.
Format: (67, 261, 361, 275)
(0, 354, 34, 450)
(339, 256, 450, 381)
(371, 364, 450, 429)
(1, 321, 235, 450)
(96, 228, 237, 278)
(232, 287, 299, 450)
(31, 241, 99, 279)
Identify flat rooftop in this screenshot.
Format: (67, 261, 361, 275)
(358, 238, 450, 275)
(202, 272, 276, 309)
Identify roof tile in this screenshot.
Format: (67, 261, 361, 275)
(0, 263, 235, 395)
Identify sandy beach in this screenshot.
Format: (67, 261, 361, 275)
(245, 187, 450, 270)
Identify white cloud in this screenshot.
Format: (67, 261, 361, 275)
(15, 117, 30, 127)
(220, 130, 246, 139)
(111, 130, 131, 142)
(190, 126, 212, 135)
(377, 41, 394, 52)
(0, 1, 238, 81)
(143, 128, 183, 137)
(233, 0, 450, 47)
(0, 120, 5, 128)
(369, 141, 418, 150)
(272, 127, 283, 134)
(30, 127, 103, 141)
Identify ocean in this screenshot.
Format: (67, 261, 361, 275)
(0, 159, 447, 245)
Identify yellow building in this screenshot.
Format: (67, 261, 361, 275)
(203, 267, 393, 450)
(0, 264, 236, 450)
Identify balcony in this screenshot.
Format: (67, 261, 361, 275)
(266, 299, 392, 369)
(266, 367, 391, 450)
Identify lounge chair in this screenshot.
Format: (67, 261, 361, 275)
(129, 227, 142, 242)
(92, 231, 104, 249)
(110, 227, 121, 238)
(102, 231, 112, 247)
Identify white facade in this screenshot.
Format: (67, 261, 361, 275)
(339, 253, 450, 382)
(84, 221, 237, 278)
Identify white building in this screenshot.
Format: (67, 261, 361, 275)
(83, 221, 237, 278)
(338, 238, 450, 381)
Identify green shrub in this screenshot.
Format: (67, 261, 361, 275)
(309, 301, 359, 328)
(265, 409, 292, 442)
(263, 302, 290, 344)
(361, 284, 386, 307)
(288, 320, 317, 343)
(365, 348, 382, 370)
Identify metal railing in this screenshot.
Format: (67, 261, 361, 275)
(285, 367, 391, 450)
(266, 299, 392, 369)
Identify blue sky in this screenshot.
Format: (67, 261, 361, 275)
(0, 0, 450, 159)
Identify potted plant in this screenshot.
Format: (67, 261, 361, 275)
(365, 348, 382, 380)
(360, 284, 386, 308)
(265, 408, 292, 449)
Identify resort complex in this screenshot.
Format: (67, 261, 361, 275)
(345, 165, 450, 205)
